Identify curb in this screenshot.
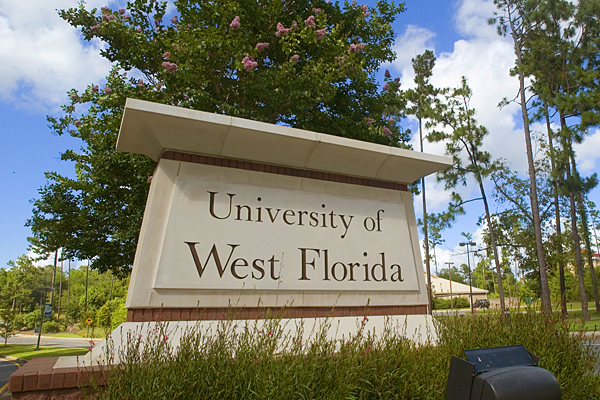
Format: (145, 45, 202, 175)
(14, 334, 104, 342)
(0, 355, 27, 365)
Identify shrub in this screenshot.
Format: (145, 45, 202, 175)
(87, 311, 600, 399)
(23, 309, 41, 330)
(97, 298, 125, 329)
(433, 296, 470, 309)
(12, 313, 25, 330)
(111, 300, 127, 330)
(42, 320, 61, 333)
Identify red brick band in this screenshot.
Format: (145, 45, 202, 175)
(9, 357, 104, 397)
(126, 305, 427, 322)
(162, 151, 409, 192)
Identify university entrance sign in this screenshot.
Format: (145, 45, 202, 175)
(8, 99, 453, 397)
(117, 99, 452, 320)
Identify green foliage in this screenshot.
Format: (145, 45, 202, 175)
(89, 311, 599, 399)
(97, 298, 125, 329)
(0, 308, 16, 345)
(433, 297, 470, 310)
(438, 311, 600, 398)
(28, 0, 410, 276)
(111, 300, 128, 330)
(23, 309, 42, 330)
(12, 313, 25, 331)
(42, 320, 61, 334)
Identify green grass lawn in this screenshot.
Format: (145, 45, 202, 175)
(562, 309, 600, 332)
(0, 344, 89, 360)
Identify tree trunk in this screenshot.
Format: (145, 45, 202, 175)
(509, 12, 552, 313)
(50, 249, 58, 307)
(420, 117, 433, 314)
(562, 125, 590, 320)
(545, 104, 567, 316)
(478, 179, 506, 315)
(572, 156, 600, 312)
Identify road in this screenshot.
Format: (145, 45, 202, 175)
(0, 357, 21, 398)
(3, 334, 93, 349)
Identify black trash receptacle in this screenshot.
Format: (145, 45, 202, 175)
(445, 345, 561, 400)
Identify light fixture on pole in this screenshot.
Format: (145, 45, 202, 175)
(460, 241, 476, 314)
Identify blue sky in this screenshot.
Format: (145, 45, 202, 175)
(1, 0, 599, 274)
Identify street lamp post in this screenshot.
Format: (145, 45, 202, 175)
(35, 287, 54, 351)
(460, 242, 476, 314)
(446, 261, 454, 309)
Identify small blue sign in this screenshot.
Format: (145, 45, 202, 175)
(44, 304, 52, 317)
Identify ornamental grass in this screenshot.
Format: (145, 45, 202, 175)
(85, 310, 600, 399)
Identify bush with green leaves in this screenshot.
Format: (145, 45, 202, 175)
(87, 310, 599, 399)
(97, 298, 126, 329)
(23, 308, 42, 330)
(42, 320, 61, 334)
(111, 300, 128, 330)
(433, 296, 470, 310)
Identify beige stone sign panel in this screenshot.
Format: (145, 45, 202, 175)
(117, 99, 452, 312)
(155, 164, 418, 292)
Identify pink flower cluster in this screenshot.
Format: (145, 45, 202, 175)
(290, 54, 299, 63)
(382, 83, 389, 91)
(171, 15, 178, 24)
(255, 42, 269, 50)
(91, 85, 99, 92)
(74, 120, 82, 127)
(383, 127, 392, 136)
(118, 8, 125, 15)
(242, 56, 258, 71)
(103, 14, 116, 22)
(230, 16, 241, 29)
(316, 28, 327, 39)
(162, 61, 178, 72)
(304, 15, 316, 29)
(313, 8, 322, 15)
(276, 22, 291, 37)
(349, 43, 366, 53)
(163, 51, 170, 60)
(104, 85, 112, 94)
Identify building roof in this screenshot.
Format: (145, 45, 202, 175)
(425, 273, 488, 296)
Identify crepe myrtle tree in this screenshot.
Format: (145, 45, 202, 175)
(28, 0, 410, 276)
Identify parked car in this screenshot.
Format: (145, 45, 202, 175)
(473, 299, 490, 309)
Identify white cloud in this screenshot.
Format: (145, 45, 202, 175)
(26, 248, 88, 270)
(453, 0, 499, 40)
(391, 25, 436, 75)
(574, 127, 600, 174)
(0, 0, 123, 111)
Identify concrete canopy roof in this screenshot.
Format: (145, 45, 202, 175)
(117, 99, 452, 184)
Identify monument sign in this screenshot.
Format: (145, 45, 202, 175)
(7, 98, 452, 398)
(118, 98, 452, 321)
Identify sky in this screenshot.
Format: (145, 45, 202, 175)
(1, 0, 599, 277)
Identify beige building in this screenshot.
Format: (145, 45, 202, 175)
(426, 273, 488, 301)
